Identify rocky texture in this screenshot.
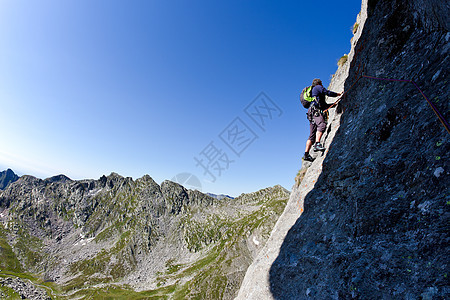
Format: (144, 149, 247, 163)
(238, 0, 449, 299)
(0, 277, 51, 300)
(0, 169, 19, 190)
(0, 171, 289, 299)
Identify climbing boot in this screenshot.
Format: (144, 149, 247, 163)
(302, 153, 315, 162)
(313, 142, 325, 152)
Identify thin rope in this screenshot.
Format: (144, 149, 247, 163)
(323, 75, 363, 112)
(323, 74, 449, 134)
(409, 80, 449, 134)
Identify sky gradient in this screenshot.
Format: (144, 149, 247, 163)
(1, 0, 362, 196)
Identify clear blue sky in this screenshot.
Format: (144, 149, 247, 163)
(0, 0, 361, 196)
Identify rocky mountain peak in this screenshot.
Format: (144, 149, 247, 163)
(44, 174, 71, 184)
(0, 169, 290, 298)
(0, 169, 20, 190)
(160, 180, 190, 214)
(138, 174, 156, 183)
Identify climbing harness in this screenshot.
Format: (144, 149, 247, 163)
(307, 105, 327, 124)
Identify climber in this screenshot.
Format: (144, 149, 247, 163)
(303, 78, 342, 162)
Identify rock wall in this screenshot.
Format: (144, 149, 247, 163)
(0, 277, 50, 300)
(0, 169, 19, 190)
(238, 0, 449, 298)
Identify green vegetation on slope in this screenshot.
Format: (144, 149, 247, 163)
(0, 175, 289, 299)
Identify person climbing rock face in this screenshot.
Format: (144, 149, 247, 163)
(303, 78, 342, 162)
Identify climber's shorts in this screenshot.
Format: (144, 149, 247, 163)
(308, 114, 327, 142)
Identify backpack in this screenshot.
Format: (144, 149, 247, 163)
(300, 86, 315, 108)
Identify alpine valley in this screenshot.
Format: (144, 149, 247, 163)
(0, 170, 289, 299)
(1, 0, 449, 298)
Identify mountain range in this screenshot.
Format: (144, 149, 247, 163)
(0, 171, 289, 299)
(1, 0, 449, 298)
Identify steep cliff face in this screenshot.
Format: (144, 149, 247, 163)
(0, 171, 289, 299)
(238, 0, 449, 298)
(0, 169, 19, 190)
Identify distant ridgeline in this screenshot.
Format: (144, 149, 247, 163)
(0, 170, 289, 299)
(207, 193, 235, 200)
